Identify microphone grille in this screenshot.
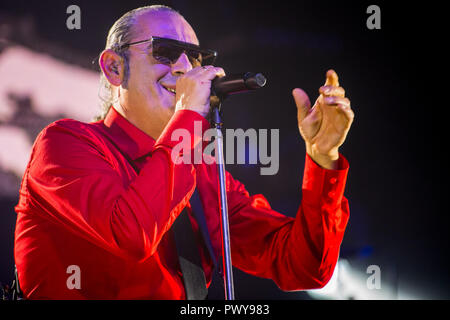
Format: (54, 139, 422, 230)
(255, 73, 267, 87)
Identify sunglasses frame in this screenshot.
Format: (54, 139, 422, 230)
(119, 36, 218, 66)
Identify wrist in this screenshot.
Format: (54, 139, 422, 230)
(306, 144, 339, 170)
(175, 97, 209, 118)
(175, 106, 208, 118)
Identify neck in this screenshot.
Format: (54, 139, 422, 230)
(112, 102, 169, 140)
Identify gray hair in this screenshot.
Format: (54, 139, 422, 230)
(95, 5, 179, 121)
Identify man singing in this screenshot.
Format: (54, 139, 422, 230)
(14, 5, 354, 299)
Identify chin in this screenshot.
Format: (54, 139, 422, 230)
(163, 106, 176, 123)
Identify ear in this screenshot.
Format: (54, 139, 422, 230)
(99, 49, 125, 86)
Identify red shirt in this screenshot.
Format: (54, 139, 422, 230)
(14, 106, 350, 299)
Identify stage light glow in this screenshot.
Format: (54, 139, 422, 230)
(306, 259, 404, 300)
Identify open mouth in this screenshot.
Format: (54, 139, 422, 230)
(160, 84, 176, 95)
(166, 87, 176, 94)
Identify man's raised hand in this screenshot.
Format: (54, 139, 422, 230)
(293, 69, 354, 169)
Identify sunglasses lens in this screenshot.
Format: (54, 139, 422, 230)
(152, 39, 213, 67)
(152, 41, 181, 64)
(201, 54, 216, 66)
(185, 49, 202, 67)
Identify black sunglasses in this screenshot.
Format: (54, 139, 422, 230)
(119, 36, 217, 67)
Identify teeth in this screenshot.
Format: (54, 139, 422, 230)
(167, 87, 176, 94)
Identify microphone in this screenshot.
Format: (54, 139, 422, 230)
(212, 72, 267, 99)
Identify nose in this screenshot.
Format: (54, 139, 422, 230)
(171, 52, 193, 76)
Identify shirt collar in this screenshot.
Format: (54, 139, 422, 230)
(103, 106, 156, 160)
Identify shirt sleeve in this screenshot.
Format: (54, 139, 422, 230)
(21, 110, 209, 262)
(227, 153, 349, 290)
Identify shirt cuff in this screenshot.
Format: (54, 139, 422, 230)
(302, 153, 349, 207)
(155, 110, 210, 163)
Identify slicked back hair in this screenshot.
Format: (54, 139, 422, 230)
(95, 5, 180, 121)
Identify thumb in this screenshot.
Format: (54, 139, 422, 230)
(292, 88, 311, 122)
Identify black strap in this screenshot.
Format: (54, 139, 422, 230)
(172, 190, 208, 300)
(189, 189, 219, 270)
(2, 265, 23, 300)
(188, 190, 225, 299)
(13, 265, 23, 300)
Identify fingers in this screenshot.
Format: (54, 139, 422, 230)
(196, 65, 226, 80)
(321, 70, 345, 99)
(323, 96, 354, 121)
(321, 70, 354, 122)
(320, 70, 348, 107)
(324, 69, 339, 87)
(292, 88, 311, 122)
(336, 103, 355, 123)
(323, 96, 350, 107)
(319, 85, 345, 97)
(175, 66, 226, 117)
(293, 69, 352, 123)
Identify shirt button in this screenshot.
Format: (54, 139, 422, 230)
(328, 191, 336, 198)
(330, 177, 337, 184)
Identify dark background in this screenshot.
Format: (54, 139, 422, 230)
(0, 0, 446, 299)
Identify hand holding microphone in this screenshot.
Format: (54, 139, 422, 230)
(175, 65, 267, 118)
(175, 65, 226, 118)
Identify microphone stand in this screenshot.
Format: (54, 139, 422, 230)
(211, 98, 235, 300)
(209, 72, 266, 300)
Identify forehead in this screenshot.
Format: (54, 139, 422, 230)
(132, 11, 199, 46)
